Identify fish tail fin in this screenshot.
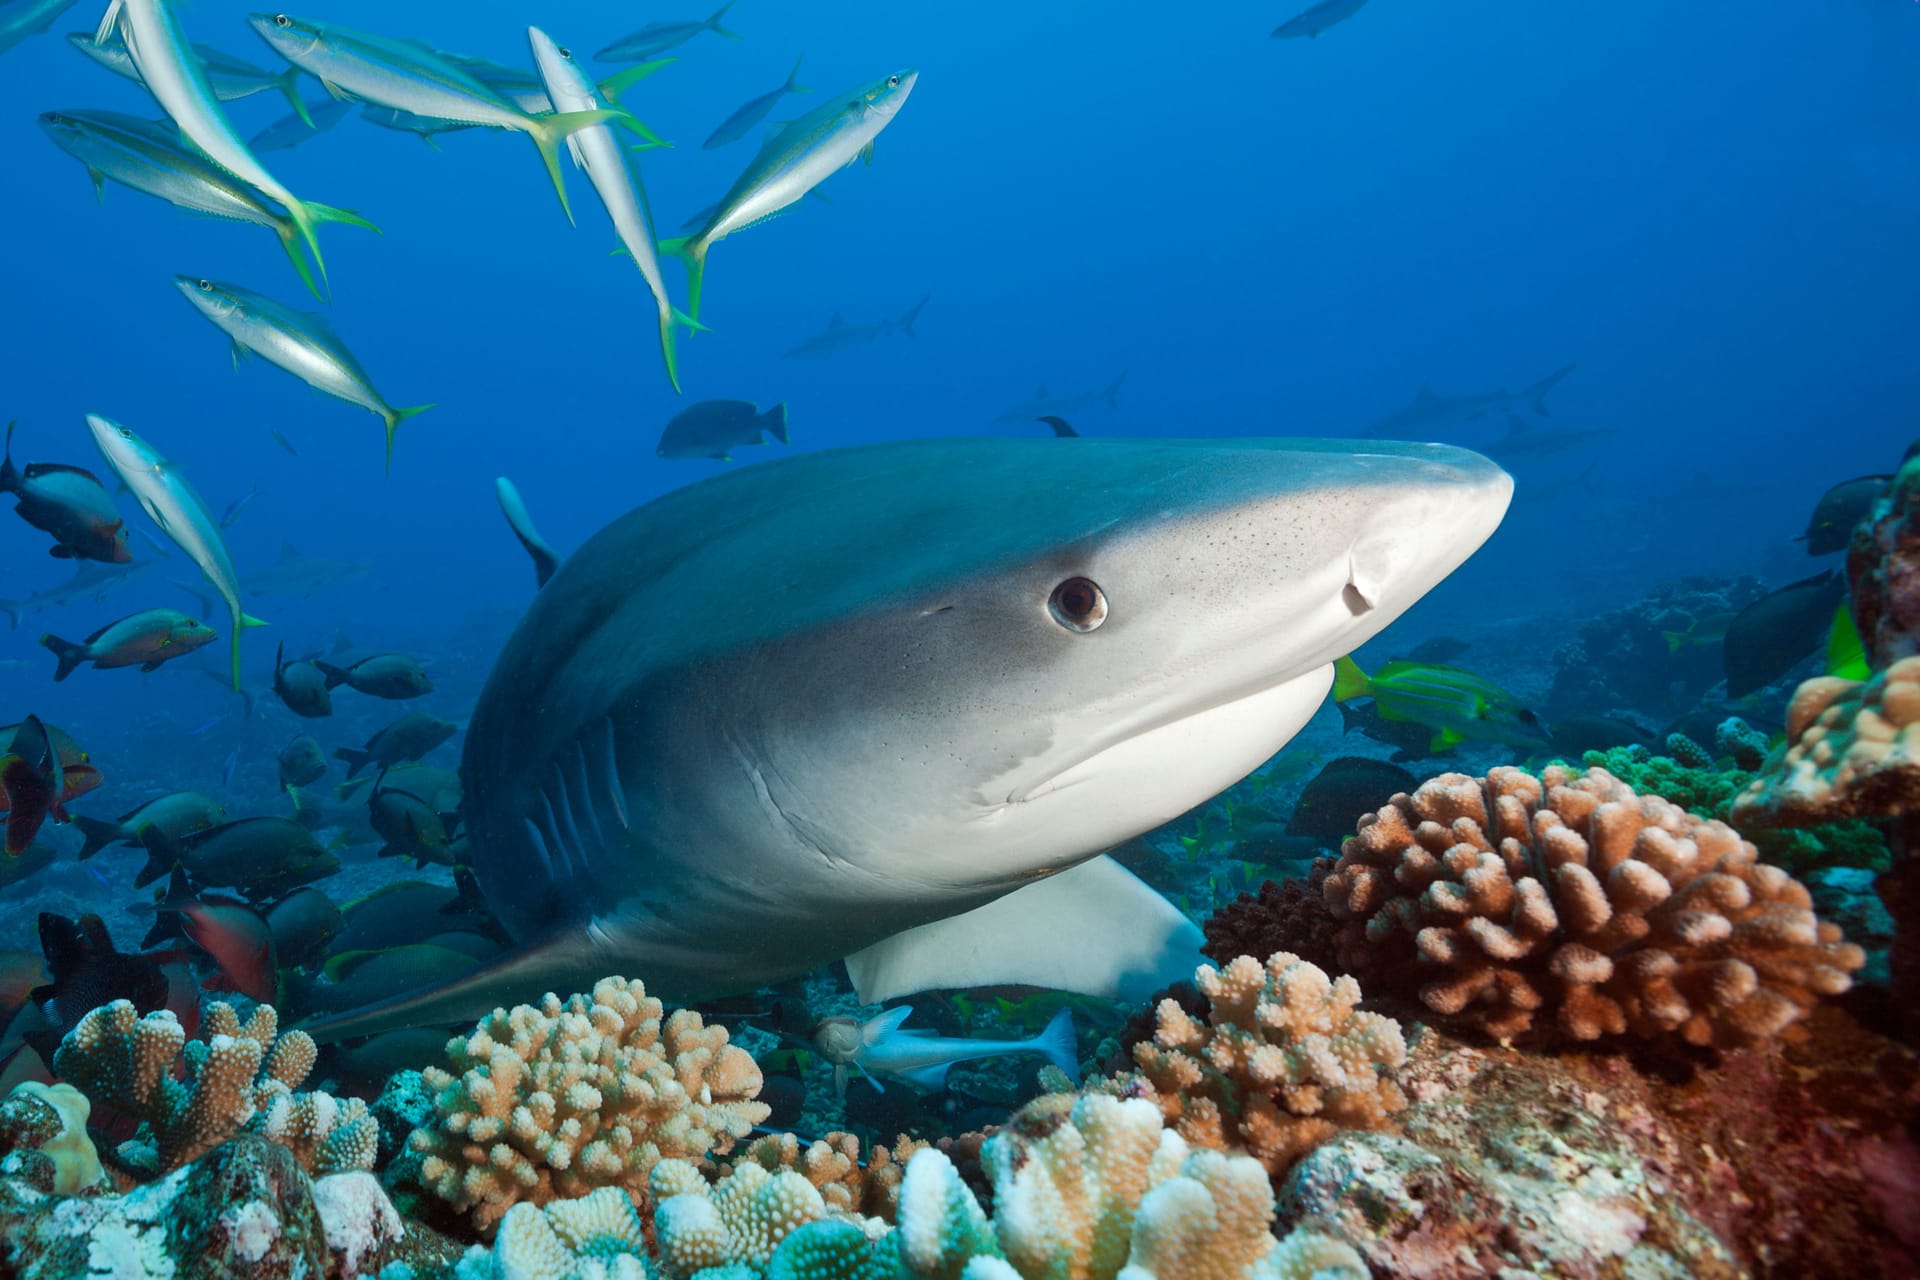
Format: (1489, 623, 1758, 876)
(762, 402, 790, 445)
(334, 747, 371, 778)
(284, 199, 332, 301)
(307, 201, 382, 236)
(658, 236, 709, 323)
(272, 223, 323, 302)
(93, 0, 123, 46)
(709, 0, 743, 38)
(899, 294, 930, 338)
(231, 612, 267, 692)
(786, 55, 810, 92)
(1034, 1006, 1081, 1084)
(1528, 362, 1576, 417)
(39, 633, 86, 682)
(1331, 654, 1370, 703)
(1, 604, 19, 632)
(313, 660, 350, 690)
(598, 60, 675, 134)
(71, 814, 120, 862)
(276, 67, 312, 127)
(1102, 370, 1127, 409)
(1661, 629, 1689, 654)
(528, 109, 643, 224)
(0, 421, 17, 493)
(380, 403, 435, 473)
(133, 824, 182, 888)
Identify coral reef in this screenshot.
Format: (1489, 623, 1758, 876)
(1734, 655, 1920, 1027)
(652, 1156, 872, 1277)
(1846, 447, 1920, 670)
(477, 1185, 652, 1279)
(1544, 576, 1767, 722)
(0, 1082, 106, 1195)
(1120, 952, 1407, 1177)
(1200, 860, 1341, 973)
(409, 975, 769, 1233)
(51, 998, 377, 1175)
(1325, 765, 1865, 1045)
(1714, 717, 1770, 772)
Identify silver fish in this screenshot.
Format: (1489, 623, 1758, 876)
(703, 55, 809, 149)
(86, 413, 264, 688)
(664, 68, 917, 320)
(596, 1, 739, 62)
(173, 275, 431, 471)
(68, 29, 308, 120)
(0, 0, 75, 55)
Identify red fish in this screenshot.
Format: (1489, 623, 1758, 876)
(1, 716, 65, 856)
(0, 721, 102, 820)
(157, 869, 278, 1004)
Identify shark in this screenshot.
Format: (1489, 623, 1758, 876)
(302, 435, 1511, 1040)
(782, 296, 929, 360)
(993, 373, 1127, 425)
(1359, 363, 1576, 440)
(0, 560, 152, 631)
(1481, 413, 1616, 465)
(173, 542, 371, 613)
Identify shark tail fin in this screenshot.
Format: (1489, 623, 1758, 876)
(39, 633, 87, 683)
(1034, 1006, 1080, 1084)
(379, 403, 435, 474)
(527, 109, 646, 225)
(899, 294, 929, 338)
(1102, 370, 1127, 409)
(1, 604, 20, 632)
(1528, 362, 1576, 417)
(785, 55, 810, 93)
(1331, 654, 1370, 703)
(761, 402, 790, 445)
(657, 236, 709, 324)
(708, 0, 743, 38)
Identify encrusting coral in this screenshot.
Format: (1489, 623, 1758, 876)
(410, 975, 769, 1234)
(51, 998, 377, 1175)
(1118, 952, 1406, 1178)
(0, 1082, 107, 1195)
(1325, 765, 1866, 1045)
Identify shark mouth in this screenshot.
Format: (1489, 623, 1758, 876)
(1006, 666, 1335, 807)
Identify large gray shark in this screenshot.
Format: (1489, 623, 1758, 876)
(174, 542, 371, 612)
(303, 435, 1511, 1040)
(1359, 363, 1576, 440)
(0, 559, 151, 630)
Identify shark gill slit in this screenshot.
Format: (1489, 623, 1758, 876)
(600, 717, 631, 831)
(535, 788, 573, 881)
(522, 817, 557, 879)
(570, 740, 607, 854)
(549, 762, 589, 877)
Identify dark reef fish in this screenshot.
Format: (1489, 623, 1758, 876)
(72, 789, 225, 861)
(300, 435, 1512, 1041)
(277, 734, 328, 788)
(25, 914, 176, 1059)
(273, 642, 334, 718)
(1723, 571, 1848, 698)
(0, 421, 130, 563)
(136, 816, 340, 899)
(334, 712, 457, 778)
(1286, 756, 1417, 846)
(1797, 475, 1891, 557)
(315, 652, 432, 699)
(656, 399, 789, 462)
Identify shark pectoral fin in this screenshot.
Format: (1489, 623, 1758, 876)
(844, 855, 1203, 1006)
(296, 926, 604, 1043)
(862, 1005, 914, 1044)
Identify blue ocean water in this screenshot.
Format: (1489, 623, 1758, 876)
(0, 1, 1914, 1001)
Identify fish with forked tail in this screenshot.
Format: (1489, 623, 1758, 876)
(335, 713, 458, 778)
(812, 1005, 1080, 1099)
(41, 607, 215, 680)
(1, 422, 129, 563)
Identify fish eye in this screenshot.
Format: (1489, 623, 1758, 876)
(273, 13, 291, 27)
(887, 74, 900, 87)
(1048, 577, 1107, 632)
(196, 279, 212, 292)
(118, 426, 133, 438)
(559, 46, 573, 59)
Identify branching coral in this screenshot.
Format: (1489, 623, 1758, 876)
(482, 1186, 652, 1280)
(410, 975, 769, 1234)
(1121, 953, 1406, 1177)
(51, 999, 375, 1175)
(1201, 860, 1342, 973)
(652, 1157, 871, 1278)
(1325, 766, 1866, 1046)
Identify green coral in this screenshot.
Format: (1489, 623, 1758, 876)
(1578, 747, 1888, 874)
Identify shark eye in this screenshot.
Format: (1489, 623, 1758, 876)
(273, 13, 291, 27)
(1048, 577, 1107, 632)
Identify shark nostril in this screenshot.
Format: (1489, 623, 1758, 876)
(1342, 582, 1375, 615)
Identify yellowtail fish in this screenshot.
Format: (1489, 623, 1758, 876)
(68, 29, 310, 122)
(704, 55, 810, 150)
(84, 413, 265, 689)
(1662, 611, 1736, 654)
(662, 68, 918, 321)
(596, 1, 740, 62)
(95, 0, 366, 292)
(37, 109, 369, 300)
(1332, 654, 1549, 753)
(528, 29, 698, 392)
(248, 12, 654, 224)
(173, 275, 431, 472)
